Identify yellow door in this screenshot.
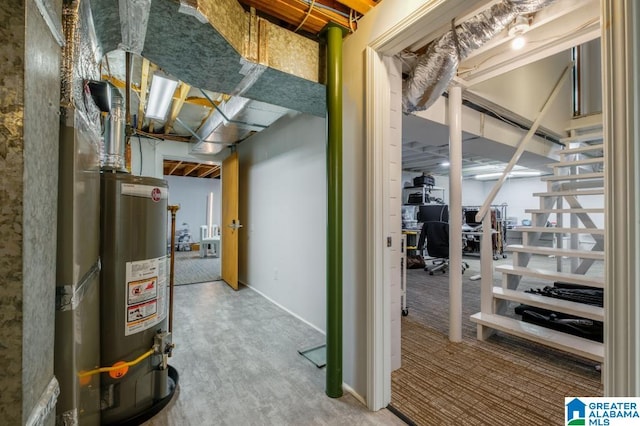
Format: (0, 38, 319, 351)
(221, 151, 240, 290)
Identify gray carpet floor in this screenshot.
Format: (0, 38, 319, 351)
(391, 254, 604, 424)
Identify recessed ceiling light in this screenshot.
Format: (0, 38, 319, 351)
(441, 161, 450, 167)
(511, 36, 526, 50)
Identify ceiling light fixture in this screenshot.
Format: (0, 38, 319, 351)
(511, 35, 526, 50)
(508, 15, 530, 51)
(146, 72, 179, 121)
(441, 161, 450, 167)
(474, 170, 541, 180)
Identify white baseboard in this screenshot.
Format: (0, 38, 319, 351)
(343, 383, 367, 407)
(239, 280, 325, 336)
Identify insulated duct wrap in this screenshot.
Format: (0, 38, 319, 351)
(402, 0, 557, 113)
(118, 0, 152, 54)
(178, 0, 209, 24)
(60, 0, 102, 140)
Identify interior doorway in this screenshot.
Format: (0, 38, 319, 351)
(365, 0, 606, 421)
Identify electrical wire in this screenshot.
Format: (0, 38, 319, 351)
(138, 135, 143, 175)
(295, 0, 316, 33)
(299, 0, 350, 19)
(78, 348, 155, 379)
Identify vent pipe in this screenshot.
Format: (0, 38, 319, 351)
(402, 0, 557, 114)
(103, 88, 126, 171)
(88, 80, 127, 171)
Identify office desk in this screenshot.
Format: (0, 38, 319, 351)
(200, 236, 220, 258)
(462, 229, 503, 259)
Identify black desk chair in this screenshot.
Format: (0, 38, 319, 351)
(418, 221, 469, 275)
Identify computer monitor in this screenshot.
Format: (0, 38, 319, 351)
(417, 204, 448, 223)
(464, 209, 481, 227)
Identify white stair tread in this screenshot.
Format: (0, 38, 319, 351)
(470, 312, 604, 362)
(505, 244, 605, 260)
(548, 158, 604, 168)
(542, 172, 604, 181)
(565, 114, 602, 131)
(492, 287, 604, 321)
(512, 226, 604, 235)
(525, 208, 604, 214)
(558, 144, 604, 155)
(559, 132, 603, 144)
(495, 264, 604, 288)
(533, 189, 604, 197)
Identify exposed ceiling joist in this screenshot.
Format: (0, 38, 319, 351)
(183, 163, 201, 176)
(198, 166, 219, 178)
(168, 160, 183, 175)
(101, 75, 210, 109)
(239, 0, 351, 34)
(137, 58, 150, 130)
(163, 160, 221, 179)
(335, 0, 376, 15)
(165, 83, 191, 134)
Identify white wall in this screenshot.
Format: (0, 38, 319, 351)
(130, 136, 160, 177)
(468, 51, 574, 135)
(483, 177, 547, 224)
(130, 137, 220, 179)
(237, 113, 327, 333)
(130, 137, 223, 243)
(164, 175, 221, 243)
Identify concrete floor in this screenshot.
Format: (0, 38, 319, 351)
(143, 281, 403, 426)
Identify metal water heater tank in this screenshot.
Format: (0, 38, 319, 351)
(99, 173, 175, 425)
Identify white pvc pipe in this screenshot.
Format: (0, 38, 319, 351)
(448, 85, 463, 343)
(207, 192, 214, 238)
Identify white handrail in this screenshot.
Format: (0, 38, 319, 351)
(475, 63, 573, 224)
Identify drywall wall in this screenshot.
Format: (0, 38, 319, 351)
(130, 137, 160, 177)
(165, 175, 221, 244)
(484, 177, 547, 224)
(237, 112, 327, 332)
(467, 51, 574, 135)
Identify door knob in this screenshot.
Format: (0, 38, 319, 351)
(227, 219, 243, 230)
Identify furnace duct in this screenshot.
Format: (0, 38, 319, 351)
(402, 0, 557, 114)
(118, 0, 152, 54)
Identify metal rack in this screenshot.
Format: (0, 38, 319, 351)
(402, 185, 445, 205)
(462, 204, 508, 260)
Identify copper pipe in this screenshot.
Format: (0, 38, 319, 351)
(125, 51, 133, 172)
(168, 205, 180, 334)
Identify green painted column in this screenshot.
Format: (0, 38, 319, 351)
(324, 23, 345, 399)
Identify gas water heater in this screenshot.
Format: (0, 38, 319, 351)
(97, 81, 177, 425)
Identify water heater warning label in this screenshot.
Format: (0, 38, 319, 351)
(125, 256, 167, 336)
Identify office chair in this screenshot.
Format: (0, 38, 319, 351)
(418, 221, 469, 275)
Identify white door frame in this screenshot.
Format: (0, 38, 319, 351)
(366, 0, 640, 408)
(364, 0, 494, 410)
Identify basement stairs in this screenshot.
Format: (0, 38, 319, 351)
(471, 119, 605, 364)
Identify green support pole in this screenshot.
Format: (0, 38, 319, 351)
(324, 24, 345, 399)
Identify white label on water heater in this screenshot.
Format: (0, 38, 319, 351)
(121, 183, 168, 200)
(125, 255, 168, 336)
